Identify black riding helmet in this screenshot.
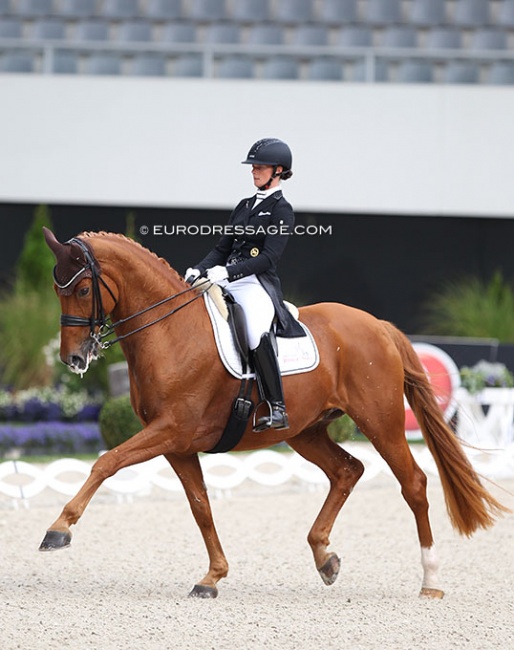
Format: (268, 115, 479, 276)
(242, 138, 293, 189)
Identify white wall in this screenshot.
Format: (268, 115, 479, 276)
(1, 74, 514, 217)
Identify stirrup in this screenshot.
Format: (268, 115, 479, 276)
(252, 401, 289, 432)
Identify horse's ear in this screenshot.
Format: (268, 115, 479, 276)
(42, 228, 95, 292)
(43, 226, 63, 259)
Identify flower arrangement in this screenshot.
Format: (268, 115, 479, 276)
(0, 385, 104, 457)
(0, 422, 101, 457)
(0, 385, 102, 423)
(459, 360, 514, 394)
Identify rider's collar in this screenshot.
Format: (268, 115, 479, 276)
(255, 184, 282, 200)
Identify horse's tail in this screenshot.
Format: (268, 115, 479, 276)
(381, 320, 510, 537)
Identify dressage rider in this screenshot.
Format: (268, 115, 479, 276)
(186, 138, 304, 432)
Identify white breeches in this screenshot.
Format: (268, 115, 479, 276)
(218, 274, 275, 349)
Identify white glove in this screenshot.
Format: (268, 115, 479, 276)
(207, 265, 229, 283)
(185, 267, 201, 284)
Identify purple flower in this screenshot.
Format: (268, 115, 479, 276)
(44, 403, 63, 421)
(76, 404, 102, 422)
(1, 404, 19, 420)
(19, 398, 45, 422)
(0, 422, 102, 456)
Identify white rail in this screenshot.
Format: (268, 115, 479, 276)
(1, 442, 512, 507)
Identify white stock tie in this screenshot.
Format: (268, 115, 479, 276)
(253, 192, 266, 207)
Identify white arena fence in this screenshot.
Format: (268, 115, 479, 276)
(1, 442, 513, 508)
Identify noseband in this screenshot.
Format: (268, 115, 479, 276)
(54, 237, 209, 349)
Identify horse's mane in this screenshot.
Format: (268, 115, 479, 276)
(79, 231, 228, 318)
(79, 231, 186, 285)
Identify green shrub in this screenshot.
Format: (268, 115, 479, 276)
(0, 206, 61, 388)
(99, 395, 141, 449)
(15, 204, 56, 296)
(420, 271, 514, 341)
(0, 206, 128, 392)
(0, 291, 60, 388)
(125, 210, 139, 242)
(327, 414, 358, 443)
(0, 291, 125, 391)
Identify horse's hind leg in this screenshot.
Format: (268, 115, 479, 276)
(363, 419, 444, 599)
(164, 453, 228, 599)
(288, 424, 364, 586)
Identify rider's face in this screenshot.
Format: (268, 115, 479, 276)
(251, 164, 282, 189)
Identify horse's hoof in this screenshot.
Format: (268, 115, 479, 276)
(189, 584, 218, 599)
(419, 587, 445, 599)
(39, 530, 72, 552)
(318, 553, 341, 586)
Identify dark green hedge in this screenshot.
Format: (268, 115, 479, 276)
(99, 395, 140, 449)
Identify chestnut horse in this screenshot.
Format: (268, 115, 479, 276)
(40, 229, 506, 599)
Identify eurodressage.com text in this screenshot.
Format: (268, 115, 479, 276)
(140, 224, 333, 237)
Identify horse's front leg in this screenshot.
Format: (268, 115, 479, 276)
(164, 453, 228, 599)
(39, 422, 176, 551)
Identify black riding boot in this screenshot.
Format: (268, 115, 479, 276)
(252, 332, 289, 432)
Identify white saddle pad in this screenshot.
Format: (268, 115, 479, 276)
(204, 293, 320, 379)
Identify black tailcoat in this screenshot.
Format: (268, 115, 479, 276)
(196, 190, 305, 338)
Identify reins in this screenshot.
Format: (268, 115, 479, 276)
(55, 237, 210, 349)
(100, 279, 210, 348)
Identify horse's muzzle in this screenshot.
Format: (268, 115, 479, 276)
(66, 353, 88, 373)
(65, 335, 102, 375)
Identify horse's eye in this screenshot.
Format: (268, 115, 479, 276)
(78, 286, 90, 297)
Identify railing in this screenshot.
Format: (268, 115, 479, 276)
(456, 387, 514, 449)
(1, 440, 512, 508)
(1, 38, 514, 80)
